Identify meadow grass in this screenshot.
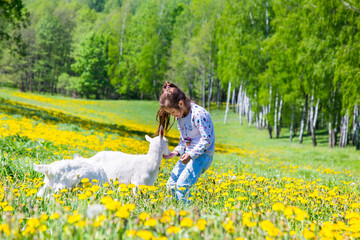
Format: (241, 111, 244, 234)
(0, 88, 359, 239)
(1, 87, 359, 176)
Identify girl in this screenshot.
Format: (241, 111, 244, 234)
(156, 81, 215, 203)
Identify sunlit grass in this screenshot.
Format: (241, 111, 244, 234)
(0, 88, 360, 239)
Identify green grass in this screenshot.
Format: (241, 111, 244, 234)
(1, 88, 360, 239)
(1, 87, 360, 182)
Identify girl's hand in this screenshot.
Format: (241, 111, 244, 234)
(163, 151, 179, 159)
(180, 153, 191, 164)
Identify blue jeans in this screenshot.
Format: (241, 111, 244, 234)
(167, 154, 213, 203)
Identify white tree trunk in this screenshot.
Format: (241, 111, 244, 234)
(353, 104, 358, 135)
(305, 108, 310, 133)
(290, 106, 294, 141)
(238, 85, 242, 124)
(268, 85, 272, 113)
(354, 105, 360, 150)
(310, 95, 314, 132)
(244, 91, 249, 121)
(309, 95, 317, 146)
(352, 104, 358, 146)
(278, 97, 283, 124)
(262, 106, 266, 128)
(274, 92, 278, 138)
(224, 82, 231, 124)
(207, 73, 213, 112)
(153, 0, 165, 100)
(216, 80, 220, 109)
(231, 87, 236, 112)
(313, 99, 320, 128)
(299, 96, 308, 144)
(267, 85, 272, 138)
(339, 115, 344, 147)
(339, 111, 349, 147)
(328, 121, 333, 148)
(202, 65, 206, 107)
(259, 111, 262, 129)
(345, 115, 348, 146)
(277, 96, 283, 137)
(248, 103, 252, 128)
(119, 12, 127, 66)
(236, 86, 241, 113)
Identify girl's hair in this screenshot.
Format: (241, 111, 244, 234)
(156, 81, 191, 135)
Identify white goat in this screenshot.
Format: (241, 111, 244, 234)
(33, 126, 169, 196)
(33, 158, 109, 197)
(87, 126, 170, 186)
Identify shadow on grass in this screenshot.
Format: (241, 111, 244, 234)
(271, 128, 341, 148)
(0, 97, 180, 145)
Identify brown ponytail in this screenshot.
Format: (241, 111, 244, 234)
(156, 81, 191, 135)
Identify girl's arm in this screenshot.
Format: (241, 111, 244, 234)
(187, 112, 213, 160)
(173, 123, 186, 155)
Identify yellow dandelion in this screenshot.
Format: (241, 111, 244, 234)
(78, 194, 88, 200)
(222, 219, 235, 233)
(0, 223, 10, 236)
(40, 213, 48, 222)
(195, 219, 207, 231)
(39, 225, 47, 232)
(123, 203, 136, 212)
(67, 213, 81, 224)
(272, 202, 285, 212)
(136, 230, 153, 240)
(167, 226, 181, 234)
(115, 207, 130, 219)
(50, 213, 61, 220)
(75, 220, 87, 228)
(3, 205, 14, 211)
(284, 206, 293, 217)
(303, 229, 315, 239)
(180, 217, 193, 228)
(144, 218, 157, 227)
(81, 178, 89, 183)
(90, 185, 100, 192)
(139, 212, 151, 221)
(179, 210, 188, 216)
(126, 230, 136, 237)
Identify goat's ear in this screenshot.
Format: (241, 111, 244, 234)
(159, 125, 164, 139)
(145, 135, 152, 142)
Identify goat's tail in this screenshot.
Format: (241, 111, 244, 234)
(74, 154, 86, 161)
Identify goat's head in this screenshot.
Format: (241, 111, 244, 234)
(33, 164, 51, 197)
(145, 126, 170, 156)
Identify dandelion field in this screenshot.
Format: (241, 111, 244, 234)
(0, 89, 360, 239)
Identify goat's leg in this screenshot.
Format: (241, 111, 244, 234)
(36, 186, 47, 197)
(131, 183, 140, 196)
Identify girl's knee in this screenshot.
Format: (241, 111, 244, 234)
(166, 177, 176, 189)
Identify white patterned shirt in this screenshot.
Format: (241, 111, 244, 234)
(174, 102, 215, 160)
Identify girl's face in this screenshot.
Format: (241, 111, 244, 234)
(164, 100, 190, 118)
(164, 107, 183, 118)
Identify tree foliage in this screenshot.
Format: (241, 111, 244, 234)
(1, 0, 360, 148)
(0, 0, 29, 54)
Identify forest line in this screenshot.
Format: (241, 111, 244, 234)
(0, 0, 360, 149)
